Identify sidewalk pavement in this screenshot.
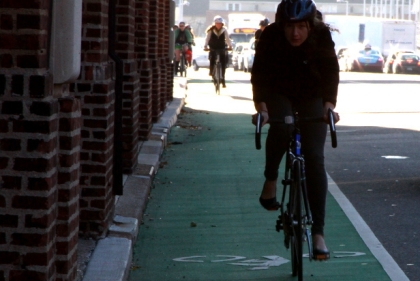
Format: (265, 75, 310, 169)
(78, 77, 188, 281)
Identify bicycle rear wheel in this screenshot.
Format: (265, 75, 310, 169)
(180, 56, 186, 77)
(290, 160, 304, 280)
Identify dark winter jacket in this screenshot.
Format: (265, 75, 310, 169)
(251, 22, 339, 116)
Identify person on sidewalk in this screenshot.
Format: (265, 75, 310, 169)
(251, 0, 340, 261)
(174, 21, 193, 75)
(204, 16, 232, 88)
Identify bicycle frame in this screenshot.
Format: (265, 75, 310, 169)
(210, 49, 224, 95)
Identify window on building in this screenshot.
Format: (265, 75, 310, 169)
(228, 3, 241, 11)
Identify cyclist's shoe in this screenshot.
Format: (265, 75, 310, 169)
(259, 197, 279, 211)
(312, 234, 330, 261)
(222, 81, 226, 88)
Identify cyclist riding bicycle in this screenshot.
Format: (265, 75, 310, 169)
(204, 16, 232, 88)
(174, 21, 193, 75)
(254, 18, 269, 48)
(251, 0, 340, 260)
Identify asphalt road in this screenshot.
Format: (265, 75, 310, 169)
(326, 71, 420, 281)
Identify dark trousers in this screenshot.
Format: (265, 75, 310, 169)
(264, 96, 328, 236)
(209, 49, 227, 80)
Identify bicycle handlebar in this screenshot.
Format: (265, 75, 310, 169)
(254, 110, 338, 150)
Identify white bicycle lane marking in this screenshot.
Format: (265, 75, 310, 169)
(173, 252, 365, 270)
(173, 255, 289, 270)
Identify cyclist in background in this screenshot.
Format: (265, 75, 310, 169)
(174, 21, 193, 75)
(204, 16, 232, 88)
(251, 0, 340, 260)
(185, 24, 196, 67)
(255, 18, 269, 48)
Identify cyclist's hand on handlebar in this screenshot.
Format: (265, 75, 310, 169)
(227, 48, 233, 51)
(251, 111, 269, 126)
(323, 102, 340, 124)
(204, 48, 209, 51)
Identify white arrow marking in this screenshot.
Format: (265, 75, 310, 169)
(172, 256, 206, 263)
(333, 251, 366, 258)
(211, 255, 246, 263)
(229, 255, 289, 270)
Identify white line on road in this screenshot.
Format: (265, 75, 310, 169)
(328, 175, 410, 281)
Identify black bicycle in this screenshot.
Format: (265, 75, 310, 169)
(255, 108, 337, 281)
(175, 43, 189, 77)
(205, 48, 226, 95)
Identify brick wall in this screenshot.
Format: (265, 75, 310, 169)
(0, 1, 81, 280)
(149, 0, 162, 122)
(1, 0, 174, 279)
(136, 0, 153, 139)
(56, 97, 81, 281)
(116, 0, 141, 173)
(72, 0, 115, 237)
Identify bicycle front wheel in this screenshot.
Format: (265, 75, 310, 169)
(214, 63, 220, 95)
(290, 160, 304, 280)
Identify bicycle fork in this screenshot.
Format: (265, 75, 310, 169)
(276, 157, 313, 249)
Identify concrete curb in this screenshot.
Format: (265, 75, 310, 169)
(81, 78, 186, 281)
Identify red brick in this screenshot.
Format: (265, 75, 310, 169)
(0, 138, 21, 151)
(13, 119, 56, 134)
(22, 250, 54, 266)
(27, 137, 56, 153)
(0, 157, 9, 169)
(11, 231, 51, 247)
(57, 169, 79, 185)
(58, 185, 79, 202)
(59, 117, 81, 132)
(1, 176, 21, 190)
(59, 135, 81, 151)
(57, 201, 78, 221)
(58, 152, 79, 168)
(9, 270, 47, 281)
(25, 212, 55, 229)
(0, 14, 13, 30)
(13, 157, 55, 172)
(0, 251, 19, 264)
(12, 192, 56, 210)
(28, 175, 57, 191)
(0, 215, 18, 227)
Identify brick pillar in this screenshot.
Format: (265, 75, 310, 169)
(0, 1, 59, 280)
(72, 0, 115, 237)
(149, 0, 162, 122)
(116, 0, 141, 173)
(157, 0, 167, 111)
(164, 0, 174, 102)
(136, 0, 153, 139)
(56, 97, 81, 281)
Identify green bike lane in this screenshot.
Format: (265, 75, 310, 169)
(128, 81, 403, 280)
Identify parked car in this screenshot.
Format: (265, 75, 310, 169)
(192, 49, 209, 71)
(383, 50, 415, 73)
(392, 53, 420, 74)
(232, 43, 246, 71)
(346, 46, 384, 72)
(242, 38, 256, 73)
(235, 43, 250, 71)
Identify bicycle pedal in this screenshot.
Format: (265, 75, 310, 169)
(275, 220, 283, 232)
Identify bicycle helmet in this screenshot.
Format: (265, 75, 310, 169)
(276, 0, 317, 23)
(213, 16, 224, 24)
